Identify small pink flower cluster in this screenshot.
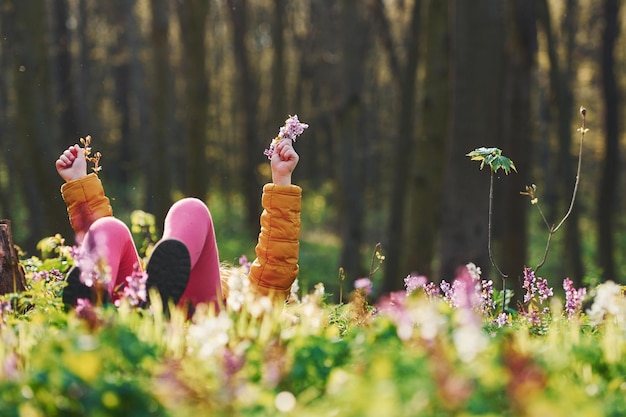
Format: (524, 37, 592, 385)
(264, 115, 308, 159)
(522, 267, 553, 304)
(115, 263, 148, 307)
(563, 278, 586, 319)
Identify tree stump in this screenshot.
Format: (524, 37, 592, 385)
(0, 220, 27, 295)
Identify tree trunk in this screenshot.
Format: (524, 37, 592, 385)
(177, 0, 210, 200)
(148, 0, 174, 225)
(440, 0, 506, 281)
(0, 10, 14, 226)
(372, 0, 422, 293)
(497, 0, 536, 296)
(332, 1, 371, 284)
(537, 0, 584, 285)
(270, 0, 287, 123)
(104, 1, 135, 192)
(598, 0, 621, 282)
(226, 0, 263, 237)
(52, 0, 81, 141)
(404, 0, 449, 281)
(0, 220, 27, 295)
(4, 0, 65, 251)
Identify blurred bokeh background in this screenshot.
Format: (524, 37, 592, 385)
(0, 0, 623, 300)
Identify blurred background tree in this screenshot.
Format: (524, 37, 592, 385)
(0, 0, 623, 299)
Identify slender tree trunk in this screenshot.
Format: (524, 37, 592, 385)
(75, 0, 93, 132)
(497, 0, 536, 295)
(598, 0, 621, 282)
(372, 0, 422, 293)
(404, 0, 449, 281)
(329, 0, 371, 283)
(177, 0, 210, 199)
(226, 0, 263, 237)
(4, 0, 64, 250)
(52, 0, 80, 141)
(0, 9, 14, 225)
(105, 1, 135, 191)
(148, 0, 174, 225)
(537, 0, 584, 285)
(440, 0, 506, 281)
(270, 0, 287, 123)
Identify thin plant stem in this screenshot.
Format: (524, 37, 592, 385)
(488, 170, 508, 313)
(368, 242, 384, 278)
(535, 108, 586, 272)
(338, 267, 346, 305)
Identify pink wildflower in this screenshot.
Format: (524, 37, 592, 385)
(354, 277, 373, 295)
(115, 263, 148, 307)
(563, 278, 586, 319)
(239, 255, 252, 274)
(404, 274, 428, 295)
(495, 313, 509, 328)
(264, 115, 309, 159)
(522, 267, 553, 304)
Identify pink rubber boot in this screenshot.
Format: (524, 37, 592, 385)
(63, 216, 142, 306)
(160, 198, 222, 309)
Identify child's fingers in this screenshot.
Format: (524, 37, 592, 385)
(276, 140, 297, 160)
(56, 155, 72, 168)
(56, 145, 81, 167)
(281, 148, 298, 161)
(63, 145, 81, 160)
(281, 146, 298, 161)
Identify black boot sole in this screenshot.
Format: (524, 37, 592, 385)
(62, 266, 111, 309)
(62, 266, 94, 308)
(145, 239, 191, 311)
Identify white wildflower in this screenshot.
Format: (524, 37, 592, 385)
(226, 268, 250, 313)
(187, 312, 232, 360)
(587, 281, 626, 326)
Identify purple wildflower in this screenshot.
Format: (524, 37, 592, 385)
(74, 298, 101, 329)
(3, 352, 19, 380)
(75, 298, 94, 319)
(223, 347, 246, 380)
(480, 279, 495, 314)
(376, 291, 413, 340)
(522, 268, 535, 303)
(536, 277, 553, 302)
(563, 278, 587, 319)
(239, 255, 252, 274)
(0, 301, 12, 327)
(264, 115, 309, 159)
(278, 115, 309, 142)
(377, 291, 408, 320)
(495, 313, 508, 328)
(404, 274, 428, 295)
(354, 277, 373, 295)
(423, 282, 441, 298)
(522, 267, 553, 304)
(70, 240, 107, 288)
(440, 280, 454, 303)
(30, 269, 64, 283)
(523, 309, 542, 327)
(116, 263, 148, 307)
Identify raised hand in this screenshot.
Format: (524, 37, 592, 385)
(270, 139, 299, 186)
(56, 144, 88, 182)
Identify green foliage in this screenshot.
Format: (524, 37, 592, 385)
(467, 147, 517, 175)
(130, 210, 159, 259)
(3, 239, 626, 416)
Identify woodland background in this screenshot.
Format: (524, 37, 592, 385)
(0, 0, 624, 299)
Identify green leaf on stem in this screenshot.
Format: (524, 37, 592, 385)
(467, 147, 517, 175)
